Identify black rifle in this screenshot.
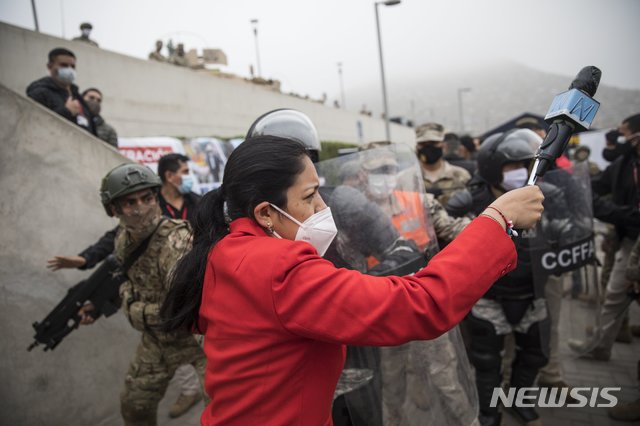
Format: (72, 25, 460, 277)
(27, 255, 126, 351)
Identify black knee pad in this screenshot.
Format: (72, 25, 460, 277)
(466, 315, 503, 371)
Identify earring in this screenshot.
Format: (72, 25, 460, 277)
(266, 222, 274, 234)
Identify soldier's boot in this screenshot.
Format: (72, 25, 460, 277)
(567, 339, 611, 361)
(121, 401, 158, 426)
(615, 317, 633, 343)
(608, 398, 640, 422)
(509, 337, 547, 426)
(169, 392, 202, 418)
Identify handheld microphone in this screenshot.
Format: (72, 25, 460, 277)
(527, 66, 602, 185)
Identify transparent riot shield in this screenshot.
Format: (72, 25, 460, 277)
(529, 162, 602, 356)
(316, 144, 478, 426)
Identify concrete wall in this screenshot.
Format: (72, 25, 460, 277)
(0, 84, 141, 425)
(0, 21, 415, 146)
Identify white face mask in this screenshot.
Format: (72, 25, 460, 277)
(501, 167, 528, 191)
(57, 67, 76, 85)
(269, 204, 338, 256)
(368, 173, 397, 199)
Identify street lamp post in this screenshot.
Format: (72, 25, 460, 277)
(374, 0, 401, 142)
(31, 0, 39, 32)
(337, 62, 346, 109)
(250, 19, 261, 77)
(457, 87, 471, 132)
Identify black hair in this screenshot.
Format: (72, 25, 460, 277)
(605, 129, 620, 145)
(622, 114, 640, 134)
(157, 153, 190, 182)
(160, 136, 309, 332)
(460, 135, 476, 153)
(48, 47, 75, 63)
(81, 87, 102, 97)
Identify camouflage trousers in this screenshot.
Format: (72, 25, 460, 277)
(120, 331, 207, 426)
(380, 327, 479, 426)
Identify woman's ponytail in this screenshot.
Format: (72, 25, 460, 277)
(160, 188, 228, 332)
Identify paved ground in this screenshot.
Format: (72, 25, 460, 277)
(504, 300, 640, 426)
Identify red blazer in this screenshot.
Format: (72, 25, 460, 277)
(199, 216, 516, 425)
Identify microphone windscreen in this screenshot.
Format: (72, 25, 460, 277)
(569, 66, 602, 97)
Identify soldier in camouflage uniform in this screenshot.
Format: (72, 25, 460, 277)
(354, 145, 477, 426)
(81, 164, 206, 426)
(168, 43, 189, 67)
(72, 22, 99, 47)
(148, 40, 166, 62)
(415, 122, 471, 206)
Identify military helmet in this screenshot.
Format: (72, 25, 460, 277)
(80, 22, 93, 30)
(246, 109, 321, 160)
(477, 129, 541, 187)
(100, 163, 161, 216)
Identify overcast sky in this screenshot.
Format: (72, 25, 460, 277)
(1, 0, 638, 109)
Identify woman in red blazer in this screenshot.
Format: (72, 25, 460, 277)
(161, 136, 544, 426)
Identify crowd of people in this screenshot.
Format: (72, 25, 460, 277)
(28, 38, 640, 425)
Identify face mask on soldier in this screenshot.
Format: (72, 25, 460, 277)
(368, 173, 397, 199)
(119, 202, 161, 241)
(417, 144, 443, 165)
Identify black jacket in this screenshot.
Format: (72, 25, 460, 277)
(26, 76, 96, 135)
(452, 175, 570, 299)
(592, 150, 640, 240)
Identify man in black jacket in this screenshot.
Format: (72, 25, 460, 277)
(26, 47, 96, 136)
(570, 113, 640, 360)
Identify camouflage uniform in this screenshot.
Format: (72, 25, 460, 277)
(601, 225, 621, 292)
(376, 193, 474, 426)
(420, 161, 471, 206)
(116, 218, 206, 426)
(72, 36, 99, 47)
(424, 193, 470, 245)
(627, 234, 640, 282)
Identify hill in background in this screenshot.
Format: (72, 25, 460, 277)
(347, 61, 640, 135)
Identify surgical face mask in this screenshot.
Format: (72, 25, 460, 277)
(178, 174, 194, 194)
(368, 173, 397, 199)
(57, 67, 76, 85)
(81, 29, 92, 37)
(417, 144, 443, 165)
(501, 167, 528, 191)
(269, 204, 338, 256)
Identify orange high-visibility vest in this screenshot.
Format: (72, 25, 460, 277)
(368, 190, 430, 269)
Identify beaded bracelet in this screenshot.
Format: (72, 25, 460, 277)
(486, 206, 519, 237)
